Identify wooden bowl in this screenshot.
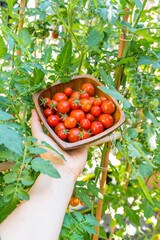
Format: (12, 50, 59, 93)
(33, 75, 125, 150)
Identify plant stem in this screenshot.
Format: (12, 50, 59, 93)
(132, 0, 148, 28)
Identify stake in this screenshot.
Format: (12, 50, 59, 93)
(92, 8, 130, 240)
(16, 0, 26, 55)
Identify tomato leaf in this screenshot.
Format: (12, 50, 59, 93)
(28, 146, 47, 154)
(127, 209, 140, 226)
(41, 141, 66, 161)
(17, 188, 30, 200)
(21, 175, 34, 186)
(133, 0, 142, 10)
(0, 109, 15, 121)
(31, 157, 61, 178)
(42, 46, 52, 64)
(0, 36, 7, 58)
(3, 172, 17, 183)
(143, 110, 160, 128)
(18, 28, 31, 48)
(88, 28, 104, 47)
(0, 124, 22, 155)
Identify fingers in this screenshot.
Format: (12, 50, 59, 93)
(86, 132, 121, 147)
(30, 109, 44, 139)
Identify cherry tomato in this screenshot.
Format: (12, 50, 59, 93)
(52, 31, 59, 39)
(57, 101, 70, 114)
(44, 108, 54, 117)
(68, 128, 80, 142)
(86, 113, 95, 122)
(59, 113, 69, 123)
(47, 115, 59, 127)
(99, 96, 107, 102)
(80, 201, 85, 206)
(69, 197, 80, 206)
(68, 98, 81, 110)
(80, 92, 89, 99)
(89, 97, 96, 105)
(80, 118, 91, 130)
(91, 106, 102, 117)
(98, 114, 114, 128)
(93, 99, 101, 106)
(41, 97, 50, 107)
(70, 109, 85, 122)
(80, 130, 89, 140)
(64, 87, 72, 96)
(53, 93, 67, 102)
(101, 100, 115, 114)
(48, 100, 58, 111)
(54, 122, 65, 134)
(71, 91, 81, 100)
(81, 83, 95, 96)
(90, 121, 104, 135)
(57, 129, 68, 140)
(64, 116, 77, 129)
(80, 98, 92, 113)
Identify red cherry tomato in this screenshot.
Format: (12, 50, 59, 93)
(69, 197, 80, 206)
(44, 108, 54, 117)
(99, 96, 107, 102)
(64, 117, 77, 129)
(68, 128, 80, 142)
(90, 121, 104, 135)
(48, 100, 58, 111)
(80, 92, 89, 99)
(86, 113, 95, 122)
(80, 118, 91, 130)
(91, 106, 102, 117)
(41, 97, 50, 107)
(93, 99, 101, 106)
(47, 115, 59, 127)
(64, 87, 72, 96)
(101, 100, 115, 114)
(57, 101, 70, 114)
(81, 83, 95, 96)
(54, 122, 65, 134)
(89, 97, 96, 105)
(57, 129, 68, 140)
(71, 91, 81, 100)
(68, 98, 81, 110)
(70, 109, 85, 122)
(98, 114, 114, 128)
(80, 98, 92, 113)
(53, 93, 67, 102)
(80, 130, 89, 140)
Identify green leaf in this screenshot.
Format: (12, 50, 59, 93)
(144, 126, 156, 151)
(138, 56, 152, 65)
(135, 29, 154, 42)
(40, 0, 53, 11)
(42, 46, 52, 64)
(0, 36, 7, 58)
(136, 175, 154, 205)
(98, 86, 125, 101)
(141, 200, 154, 219)
(115, 214, 125, 227)
(152, 62, 160, 69)
(17, 188, 30, 200)
(88, 29, 104, 47)
(28, 146, 47, 154)
(139, 163, 153, 178)
(3, 184, 17, 202)
(41, 141, 66, 161)
(127, 128, 138, 138)
(143, 110, 160, 128)
(19, 28, 31, 48)
(92, 0, 97, 8)
(127, 209, 140, 226)
(21, 175, 34, 186)
(56, 40, 72, 71)
(31, 157, 60, 178)
(99, 68, 114, 88)
(3, 172, 17, 183)
(85, 214, 99, 226)
(127, 143, 141, 158)
(87, 180, 101, 198)
(107, 4, 119, 26)
(0, 124, 22, 155)
(98, 8, 108, 21)
(0, 109, 14, 121)
(133, 0, 142, 9)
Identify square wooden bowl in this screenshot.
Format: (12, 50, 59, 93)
(33, 75, 125, 150)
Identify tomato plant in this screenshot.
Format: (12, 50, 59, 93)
(0, 0, 160, 239)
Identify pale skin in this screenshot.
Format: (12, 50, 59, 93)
(0, 109, 120, 240)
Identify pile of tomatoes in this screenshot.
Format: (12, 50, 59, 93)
(40, 83, 115, 143)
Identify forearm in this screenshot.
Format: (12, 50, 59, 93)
(0, 171, 75, 240)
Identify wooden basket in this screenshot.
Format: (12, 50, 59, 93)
(33, 75, 125, 150)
